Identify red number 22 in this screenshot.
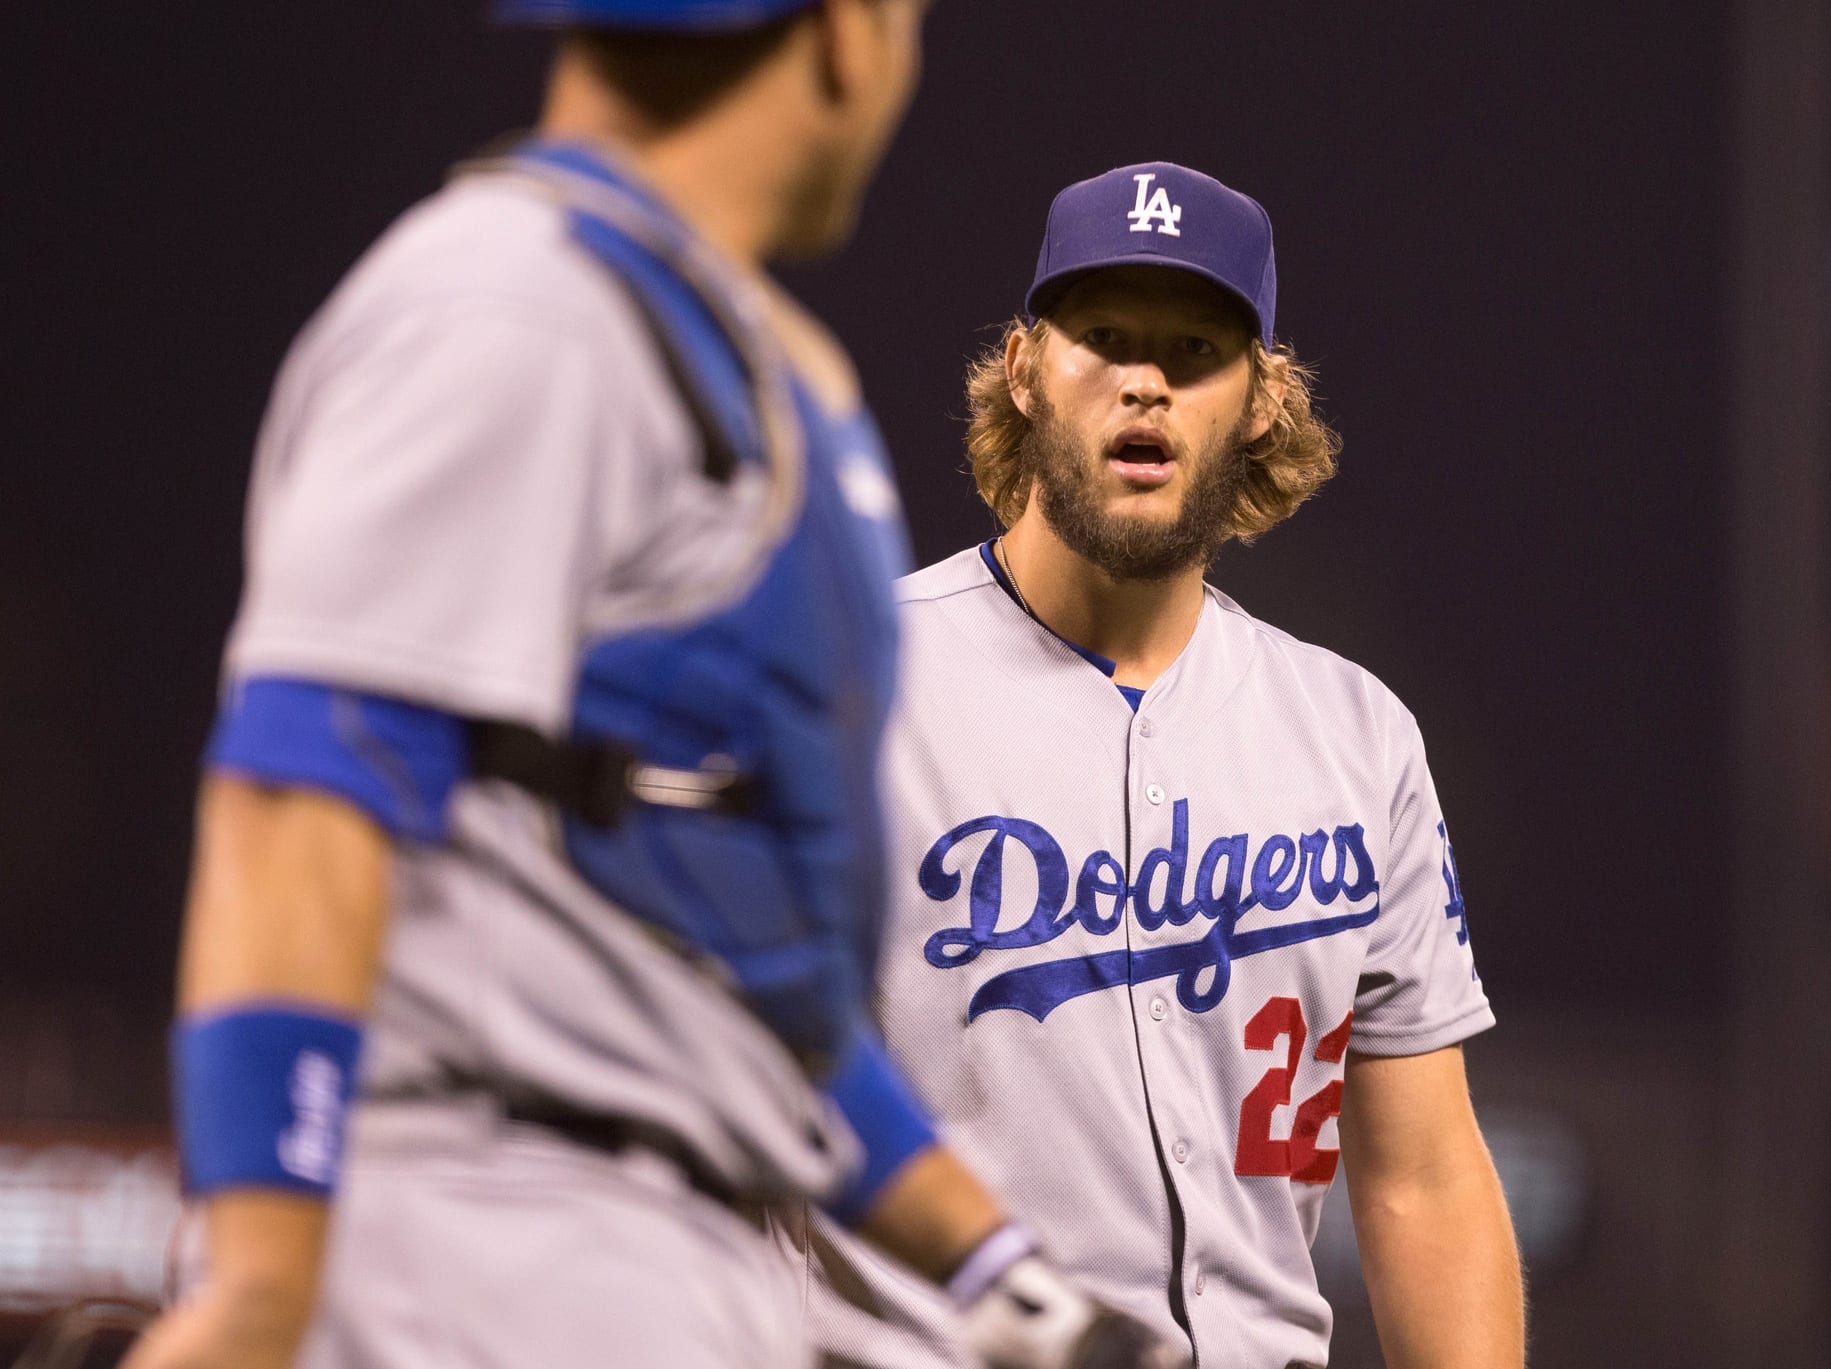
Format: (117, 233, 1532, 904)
(1233, 997, 1353, 1184)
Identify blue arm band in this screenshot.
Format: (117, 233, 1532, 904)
(172, 1005, 365, 1199)
(822, 1030, 939, 1226)
(207, 677, 469, 842)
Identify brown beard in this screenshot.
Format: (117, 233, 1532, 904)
(1020, 392, 1252, 582)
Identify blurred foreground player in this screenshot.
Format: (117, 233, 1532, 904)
(129, 8, 1184, 1369)
(806, 165, 1526, 1368)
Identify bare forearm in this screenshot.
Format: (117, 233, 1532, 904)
(169, 778, 391, 1339)
(1337, 1047, 1524, 1369)
(856, 1144, 1008, 1282)
(1350, 1162, 1524, 1369)
(179, 776, 391, 1012)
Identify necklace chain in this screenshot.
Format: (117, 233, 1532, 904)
(995, 536, 1036, 619)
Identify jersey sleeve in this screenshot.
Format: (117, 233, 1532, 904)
(207, 678, 470, 843)
(224, 298, 636, 732)
(1348, 709, 1494, 1056)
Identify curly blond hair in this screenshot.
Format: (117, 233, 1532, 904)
(964, 319, 1341, 542)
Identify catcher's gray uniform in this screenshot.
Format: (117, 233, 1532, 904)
(201, 140, 914, 1366)
(808, 547, 1492, 1368)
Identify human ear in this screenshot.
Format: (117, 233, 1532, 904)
(1006, 326, 1038, 419)
(815, 0, 879, 106)
(1245, 353, 1287, 443)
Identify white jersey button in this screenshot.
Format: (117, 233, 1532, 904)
(1149, 997, 1167, 1021)
(1138, 717, 1154, 737)
(1145, 783, 1166, 805)
(1193, 1269, 1208, 1296)
(1172, 1139, 1190, 1163)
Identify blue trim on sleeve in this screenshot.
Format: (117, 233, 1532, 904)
(207, 678, 469, 842)
(172, 1004, 365, 1199)
(822, 1030, 939, 1225)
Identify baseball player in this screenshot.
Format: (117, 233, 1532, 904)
(804, 164, 1526, 1368)
(125, 9, 1183, 1369)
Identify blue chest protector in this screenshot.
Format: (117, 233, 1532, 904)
(518, 143, 909, 1063)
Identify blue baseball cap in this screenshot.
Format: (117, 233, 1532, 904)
(494, 0, 817, 30)
(1024, 162, 1277, 348)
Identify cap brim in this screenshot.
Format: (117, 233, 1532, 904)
(494, 0, 816, 31)
(1025, 257, 1269, 347)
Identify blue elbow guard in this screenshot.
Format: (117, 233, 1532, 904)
(823, 1031, 938, 1226)
(172, 1005, 365, 1198)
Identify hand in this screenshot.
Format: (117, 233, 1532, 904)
(959, 1255, 1191, 1369)
(119, 1281, 314, 1369)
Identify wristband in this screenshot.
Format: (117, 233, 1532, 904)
(821, 1030, 939, 1226)
(172, 1004, 364, 1198)
(946, 1223, 1037, 1306)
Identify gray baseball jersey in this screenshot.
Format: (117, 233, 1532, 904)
(809, 546, 1492, 1369)
(222, 167, 857, 1202)
(198, 128, 934, 1363)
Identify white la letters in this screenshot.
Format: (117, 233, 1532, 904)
(1127, 172, 1183, 237)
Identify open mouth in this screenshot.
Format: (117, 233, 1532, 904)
(1107, 429, 1177, 486)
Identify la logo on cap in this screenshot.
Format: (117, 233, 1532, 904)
(1127, 172, 1182, 237)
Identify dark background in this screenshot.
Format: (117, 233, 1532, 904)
(0, 1, 1731, 1012)
(2, 2, 1826, 1365)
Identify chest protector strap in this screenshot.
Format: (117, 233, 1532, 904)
(467, 721, 758, 826)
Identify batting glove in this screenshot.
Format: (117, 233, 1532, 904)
(949, 1227, 1192, 1369)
